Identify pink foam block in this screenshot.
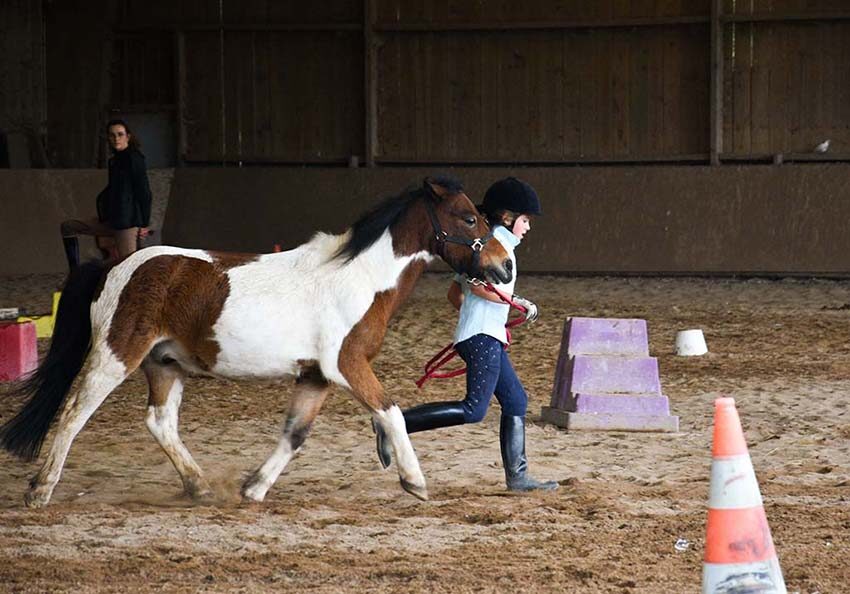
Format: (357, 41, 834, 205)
(0, 321, 38, 382)
(563, 317, 650, 357)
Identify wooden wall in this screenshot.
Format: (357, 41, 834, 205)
(723, 0, 850, 156)
(4, 164, 850, 276)
(35, 0, 850, 166)
(0, 0, 46, 167)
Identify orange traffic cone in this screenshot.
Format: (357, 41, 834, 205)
(703, 397, 786, 593)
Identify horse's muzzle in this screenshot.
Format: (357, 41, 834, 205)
(486, 259, 513, 284)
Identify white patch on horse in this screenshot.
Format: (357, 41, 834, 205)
(374, 405, 426, 492)
(145, 375, 209, 496)
(211, 230, 432, 385)
(241, 437, 294, 502)
(26, 345, 128, 507)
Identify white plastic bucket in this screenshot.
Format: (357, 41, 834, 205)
(676, 329, 708, 356)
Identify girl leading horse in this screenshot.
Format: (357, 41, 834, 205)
(0, 177, 511, 508)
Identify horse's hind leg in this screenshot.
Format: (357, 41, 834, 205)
(242, 366, 330, 502)
(141, 358, 212, 500)
(26, 346, 128, 508)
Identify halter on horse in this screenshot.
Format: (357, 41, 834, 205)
(0, 176, 511, 508)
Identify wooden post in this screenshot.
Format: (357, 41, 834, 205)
(710, 0, 724, 165)
(364, 0, 377, 167)
(175, 30, 187, 166)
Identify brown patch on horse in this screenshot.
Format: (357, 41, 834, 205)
(107, 255, 231, 371)
(209, 251, 260, 270)
(391, 198, 432, 257)
(141, 359, 181, 408)
(337, 261, 426, 409)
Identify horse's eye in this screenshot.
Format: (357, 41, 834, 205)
(464, 216, 476, 227)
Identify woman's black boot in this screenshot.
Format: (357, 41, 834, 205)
(373, 401, 466, 469)
(500, 415, 558, 491)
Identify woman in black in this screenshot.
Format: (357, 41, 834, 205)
(60, 119, 152, 270)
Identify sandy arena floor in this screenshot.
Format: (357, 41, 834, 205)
(0, 272, 848, 593)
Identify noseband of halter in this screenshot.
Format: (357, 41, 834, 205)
(423, 185, 494, 275)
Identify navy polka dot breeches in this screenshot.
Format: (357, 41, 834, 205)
(454, 334, 528, 422)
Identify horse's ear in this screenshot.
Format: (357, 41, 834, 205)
(424, 177, 450, 199)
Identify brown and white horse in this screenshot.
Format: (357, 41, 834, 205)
(0, 177, 511, 508)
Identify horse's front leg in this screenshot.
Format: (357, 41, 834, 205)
(340, 358, 428, 501)
(242, 366, 329, 502)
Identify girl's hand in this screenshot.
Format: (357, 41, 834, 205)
(511, 295, 539, 322)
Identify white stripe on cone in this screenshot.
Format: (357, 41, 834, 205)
(703, 558, 786, 594)
(709, 455, 764, 509)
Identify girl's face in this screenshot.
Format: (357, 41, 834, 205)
(511, 214, 532, 239)
(107, 125, 130, 152)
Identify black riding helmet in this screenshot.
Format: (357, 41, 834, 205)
(479, 177, 542, 217)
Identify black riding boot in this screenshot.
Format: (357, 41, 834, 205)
(373, 401, 466, 469)
(62, 237, 80, 271)
(500, 415, 558, 491)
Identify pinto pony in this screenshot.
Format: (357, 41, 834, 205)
(0, 177, 511, 508)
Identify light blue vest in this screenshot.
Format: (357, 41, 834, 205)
(453, 225, 520, 345)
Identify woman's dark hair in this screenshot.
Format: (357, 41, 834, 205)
(105, 118, 141, 151)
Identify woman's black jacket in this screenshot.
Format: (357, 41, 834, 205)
(96, 148, 152, 229)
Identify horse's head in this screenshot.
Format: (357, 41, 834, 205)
(422, 177, 512, 284)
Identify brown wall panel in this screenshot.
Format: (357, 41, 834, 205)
(183, 31, 362, 162)
(377, 26, 709, 161)
(375, 0, 709, 23)
(3, 165, 849, 276)
(45, 0, 115, 167)
(0, 0, 46, 166)
(726, 0, 847, 14)
(723, 21, 850, 155)
(150, 164, 847, 275)
(26, 0, 850, 166)
(183, 31, 223, 161)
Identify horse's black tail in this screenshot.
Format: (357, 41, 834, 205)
(0, 260, 106, 461)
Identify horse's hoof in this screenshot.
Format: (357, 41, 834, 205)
(400, 478, 428, 501)
(24, 489, 50, 508)
(241, 491, 265, 504)
(188, 485, 215, 502)
(241, 473, 267, 503)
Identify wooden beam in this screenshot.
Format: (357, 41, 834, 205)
(118, 24, 362, 33)
(175, 30, 186, 166)
(374, 16, 710, 33)
(722, 12, 850, 23)
(364, 0, 377, 167)
(374, 154, 712, 165)
(710, 0, 723, 166)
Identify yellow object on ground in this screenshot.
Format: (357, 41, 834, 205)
(16, 292, 61, 339)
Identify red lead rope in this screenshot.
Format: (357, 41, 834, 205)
(415, 282, 529, 389)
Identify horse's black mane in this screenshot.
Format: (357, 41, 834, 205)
(336, 175, 464, 262)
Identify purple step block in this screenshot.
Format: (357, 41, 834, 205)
(562, 393, 671, 415)
(551, 355, 662, 407)
(569, 355, 661, 395)
(565, 317, 650, 357)
(541, 407, 679, 432)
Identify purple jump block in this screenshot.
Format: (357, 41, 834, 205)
(552, 355, 661, 406)
(561, 393, 671, 415)
(541, 407, 679, 432)
(563, 317, 650, 357)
